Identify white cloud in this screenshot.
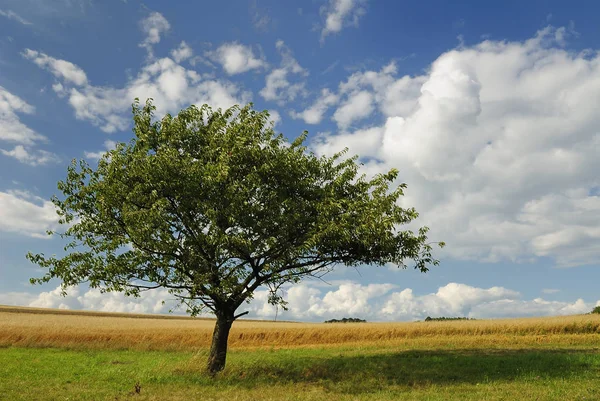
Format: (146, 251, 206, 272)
(139, 11, 170, 58)
(290, 88, 339, 124)
(520, 190, 600, 267)
(52, 82, 66, 96)
(267, 109, 281, 127)
(0, 190, 58, 238)
(84, 139, 117, 161)
(248, 282, 398, 320)
(470, 298, 591, 319)
(0, 86, 57, 165)
(311, 26, 600, 267)
(207, 42, 267, 75)
(307, 62, 423, 130)
(0, 9, 32, 25)
(320, 0, 367, 42)
(26, 51, 252, 133)
(435, 283, 520, 313)
(170, 41, 193, 63)
(320, 283, 397, 316)
(0, 86, 46, 145)
(66, 85, 129, 133)
(1, 145, 59, 166)
(312, 125, 383, 160)
(260, 40, 308, 104)
(4, 281, 597, 321)
(22, 49, 88, 86)
(0, 291, 37, 306)
(241, 281, 597, 321)
(334, 62, 422, 125)
(332, 90, 374, 128)
(28, 286, 178, 314)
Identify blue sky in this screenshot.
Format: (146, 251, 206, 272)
(0, 0, 599, 321)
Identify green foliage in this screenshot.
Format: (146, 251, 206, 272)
(424, 317, 475, 322)
(591, 306, 600, 314)
(27, 100, 443, 318)
(324, 317, 367, 323)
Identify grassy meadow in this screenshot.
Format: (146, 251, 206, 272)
(1, 305, 600, 400)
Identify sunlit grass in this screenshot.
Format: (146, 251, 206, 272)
(1, 345, 600, 400)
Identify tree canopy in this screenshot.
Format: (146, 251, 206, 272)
(27, 100, 443, 373)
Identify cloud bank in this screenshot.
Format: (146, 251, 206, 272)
(4, 282, 597, 321)
(310, 27, 600, 268)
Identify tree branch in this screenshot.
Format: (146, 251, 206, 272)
(233, 311, 249, 320)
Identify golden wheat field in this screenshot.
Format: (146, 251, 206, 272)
(2, 305, 600, 351)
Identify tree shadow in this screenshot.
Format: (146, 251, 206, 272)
(209, 348, 599, 393)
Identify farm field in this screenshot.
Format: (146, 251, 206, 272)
(1, 306, 600, 400)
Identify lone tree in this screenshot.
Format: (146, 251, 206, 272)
(27, 100, 443, 374)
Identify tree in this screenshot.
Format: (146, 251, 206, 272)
(592, 306, 600, 314)
(27, 100, 443, 374)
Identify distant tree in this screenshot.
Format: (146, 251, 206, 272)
(592, 306, 600, 314)
(423, 317, 474, 321)
(324, 317, 367, 323)
(27, 100, 443, 374)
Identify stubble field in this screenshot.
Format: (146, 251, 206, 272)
(1, 305, 599, 400)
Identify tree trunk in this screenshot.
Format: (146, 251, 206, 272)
(206, 310, 234, 374)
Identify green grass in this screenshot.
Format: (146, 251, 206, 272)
(2, 345, 600, 400)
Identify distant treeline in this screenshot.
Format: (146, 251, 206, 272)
(424, 317, 475, 321)
(324, 317, 367, 323)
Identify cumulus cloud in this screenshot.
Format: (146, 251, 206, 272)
(0, 86, 58, 165)
(0, 190, 58, 238)
(84, 139, 117, 161)
(332, 90, 374, 128)
(0, 145, 59, 166)
(249, 283, 399, 320)
(520, 189, 600, 267)
(28, 286, 178, 314)
(139, 11, 170, 58)
(0, 291, 37, 306)
(26, 51, 251, 133)
(290, 88, 339, 124)
(4, 281, 597, 321)
(338, 62, 423, 118)
(298, 62, 422, 130)
(22, 49, 88, 86)
(0, 86, 45, 145)
(236, 281, 596, 321)
(320, 0, 367, 42)
(267, 109, 281, 127)
(285, 282, 594, 321)
(470, 298, 591, 319)
(260, 40, 308, 104)
(0, 9, 32, 25)
(207, 42, 267, 75)
(170, 41, 193, 63)
(311, 26, 600, 267)
(312, 125, 383, 160)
